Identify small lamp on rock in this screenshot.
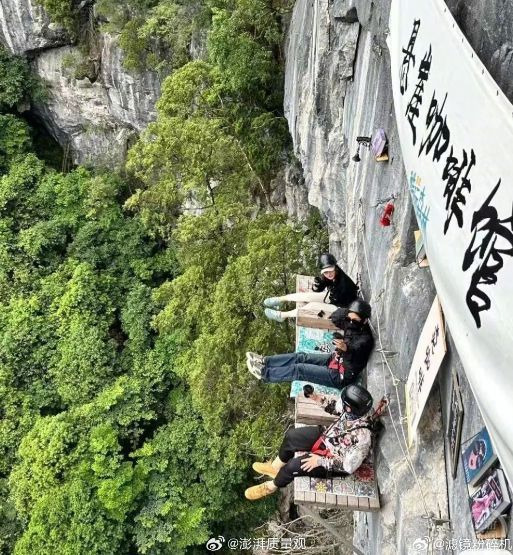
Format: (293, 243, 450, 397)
(352, 136, 372, 163)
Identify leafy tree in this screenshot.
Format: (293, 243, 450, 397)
(12, 482, 127, 555)
(10, 419, 131, 555)
(208, 0, 283, 100)
(97, 0, 206, 73)
(0, 116, 32, 172)
(0, 47, 32, 110)
(0, 479, 21, 554)
(33, 0, 75, 31)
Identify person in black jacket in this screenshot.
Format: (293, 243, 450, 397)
(247, 299, 374, 389)
(263, 253, 359, 322)
(328, 301, 375, 383)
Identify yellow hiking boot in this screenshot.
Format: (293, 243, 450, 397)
(244, 481, 277, 501)
(252, 461, 278, 478)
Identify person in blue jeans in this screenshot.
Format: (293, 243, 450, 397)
(251, 351, 343, 389)
(246, 299, 374, 390)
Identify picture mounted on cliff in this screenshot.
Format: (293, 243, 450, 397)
(462, 427, 498, 487)
(389, 0, 513, 487)
(447, 371, 464, 478)
(469, 468, 511, 533)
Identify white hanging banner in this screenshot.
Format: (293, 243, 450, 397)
(389, 0, 513, 486)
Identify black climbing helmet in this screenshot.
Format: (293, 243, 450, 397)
(348, 298, 372, 320)
(341, 385, 373, 416)
(319, 253, 337, 270)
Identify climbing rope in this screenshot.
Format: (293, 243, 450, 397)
(356, 199, 432, 519)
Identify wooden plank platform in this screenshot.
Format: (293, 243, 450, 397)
(293, 275, 380, 512)
(293, 450, 381, 511)
(291, 275, 340, 398)
(295, 274, 317, 298)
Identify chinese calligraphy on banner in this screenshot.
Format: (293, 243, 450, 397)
(406, 296, 447, 445)
(389, 0, 513, 484)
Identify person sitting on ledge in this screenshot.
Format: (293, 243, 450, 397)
(263, 253, 358, 322)
(244, 385, 374, 501)
(247, 299, 374, 390)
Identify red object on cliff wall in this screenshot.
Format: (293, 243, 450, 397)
(379, 203, 395, 227)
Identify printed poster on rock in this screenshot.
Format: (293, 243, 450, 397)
(389, 0, 513, 485)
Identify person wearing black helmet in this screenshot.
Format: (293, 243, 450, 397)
(245, 385, 374, 500)
(247, 298, 374, 389)
(313, 253, 360, 307)
(263, 252, 358, 322)
(327, 298, 375, 383)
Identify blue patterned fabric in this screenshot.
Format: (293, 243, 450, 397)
(290, 326, 341, 398)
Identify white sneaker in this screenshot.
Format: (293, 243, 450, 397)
(263, 297, 281, 308)
(264, 308, 285, 322)
(246, 352, 264, 365)
(246, 358, 263, 379)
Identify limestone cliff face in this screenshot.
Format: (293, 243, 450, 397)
(284, 0, 360, 237)
(0, 0, 67, 53)
(283, 0, 510, 552)
(0, 0, 161, 167)
(100, 33, 159, 132)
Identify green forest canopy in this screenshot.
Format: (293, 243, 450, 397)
(0, 1, 327, 553)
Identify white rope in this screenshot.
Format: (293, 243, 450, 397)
(356, 200, 431, 518)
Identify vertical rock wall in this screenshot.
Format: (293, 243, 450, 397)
(284, 0, 359, 252)
(100, 33, 160, 131)
(284, 0, 513, 552)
